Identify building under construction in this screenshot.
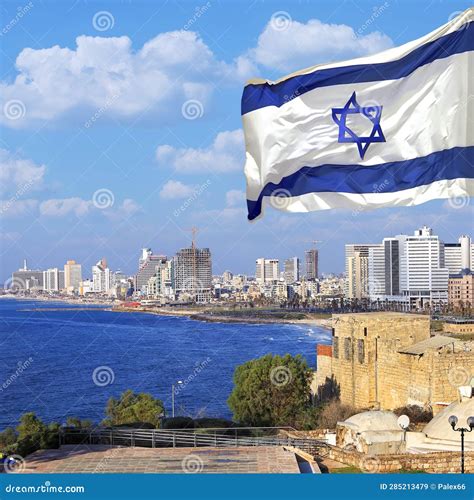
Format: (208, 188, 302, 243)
(174, 247, 212, 303)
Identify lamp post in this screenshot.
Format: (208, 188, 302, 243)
(171, 381, 183, 418)
(448, 415, 474, 474)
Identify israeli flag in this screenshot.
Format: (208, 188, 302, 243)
(242, 9, 474, 220)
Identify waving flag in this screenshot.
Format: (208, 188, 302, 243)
(242, 9, 474, 220)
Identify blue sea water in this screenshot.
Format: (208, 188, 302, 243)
(0, 299, 331, 430)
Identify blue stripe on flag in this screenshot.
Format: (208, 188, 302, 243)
(242, 23, 474, 115)
(247, 146, 474, 220)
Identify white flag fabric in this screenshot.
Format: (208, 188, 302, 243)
(242, 9, 474, 220)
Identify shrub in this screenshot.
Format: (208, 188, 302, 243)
(316, 400, 359, 429)
(393, 405, 433, 424)
(162, 417, 195, 429)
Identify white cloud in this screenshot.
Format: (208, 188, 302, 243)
(226, 189, 245, 207)
(159, 180, 196, 200)
(39, 197, 92, 217)
(244, 18, 393, 73)
(0, 149, 45, 196)
(156, 129, 244, 173)
(0, 199, 38, 217)
(0, 32, 239, 128)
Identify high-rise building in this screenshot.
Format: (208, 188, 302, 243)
(345, 244, 379, 298)
(135, 248, 167, 292)
(444, 235, 472, 275)
(284, 257, 299, 284)
(43, 268, 65, 292)
(11, 260, 43, 291)
(255, 258, 279, 284)
(64, 260, 82, 292)
(174, 246, 212, 302)
(305, 249, 318, 280)
(92, 258, 112, 293)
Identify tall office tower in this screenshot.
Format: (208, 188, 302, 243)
(64, 260, 82, 292)
(401, 226, 449, 309)
(368, 246, 385, 297)
(92, 258, 112, 293)
(284, 257, 299, 284)
(43, 268, 65, 292)
(255, 258, 279, 284)
(135, 248, 167, 292)
(305, 249, 319, 280)
(345, 244, 379, 298)
(174, 247, 212, 302)
(11, 260, 44, 290)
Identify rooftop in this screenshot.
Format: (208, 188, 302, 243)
(398, 335, 462, 355)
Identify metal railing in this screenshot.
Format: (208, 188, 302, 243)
(59, 427, 328, 455)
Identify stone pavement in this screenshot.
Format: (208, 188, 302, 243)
(22, 445, 300, 474)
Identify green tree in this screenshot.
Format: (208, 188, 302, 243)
(103, 390, 164, 428)
(16, 412, 46, 440)
(227, 354, 313, 427)
(0, 427, 17, 449)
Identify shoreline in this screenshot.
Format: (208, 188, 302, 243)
(0, 295, 332, 329)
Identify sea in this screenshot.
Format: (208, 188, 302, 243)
(0, 299, 331, 430)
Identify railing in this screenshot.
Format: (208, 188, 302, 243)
(59, 427, 328, 455)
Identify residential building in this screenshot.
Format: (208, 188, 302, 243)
(135, 248, 167, 293)
(305, 249, 318, 280)
(448, 270, 473, 312)
(43, 268, 65, 292)
(345, 244, 379, 299)
(284, 257, 299, 284)
(255, 258, 279, 284)
(64, 260, 82, 293)
(92, 258, 112, 294)
(444, 235, 472, 275)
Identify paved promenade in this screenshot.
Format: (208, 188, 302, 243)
(22, 445, 300, 473)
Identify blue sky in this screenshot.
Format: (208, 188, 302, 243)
(0, 0, 472, 280)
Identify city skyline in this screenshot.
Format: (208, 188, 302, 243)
(1, 1, 472, 283)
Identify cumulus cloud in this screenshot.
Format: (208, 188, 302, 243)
(0, 199, 38, 218)
(0, 32, 240, 128)
(159, 180, 196, 199)
(243, 17, 393, 73)
(156, 129, 244, 174)
(0, 149, 45, 196)
(39, 198, 92, 217)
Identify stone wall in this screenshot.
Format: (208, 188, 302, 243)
(325, 445, 474, 473)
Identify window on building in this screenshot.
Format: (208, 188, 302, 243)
(333, 337, 339, 358)
(331, 327, 335, 337)
(358, 339, 365, 363)
(363, 327, 368, 337)
(344, 338, 352, 360)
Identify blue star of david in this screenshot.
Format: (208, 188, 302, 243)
(332, 91, 386, 159)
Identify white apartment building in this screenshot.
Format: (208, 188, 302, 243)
(255, 258, 279, 284)
(345, 244, 379, 299)
(43, 268, 65, 292)
(92, 259, 113, 293)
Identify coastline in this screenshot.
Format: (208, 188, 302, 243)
(0, 295, 332, 329)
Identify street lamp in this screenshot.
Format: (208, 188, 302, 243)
(171, 381, 183, 418)
(449, 415, 474, 473)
